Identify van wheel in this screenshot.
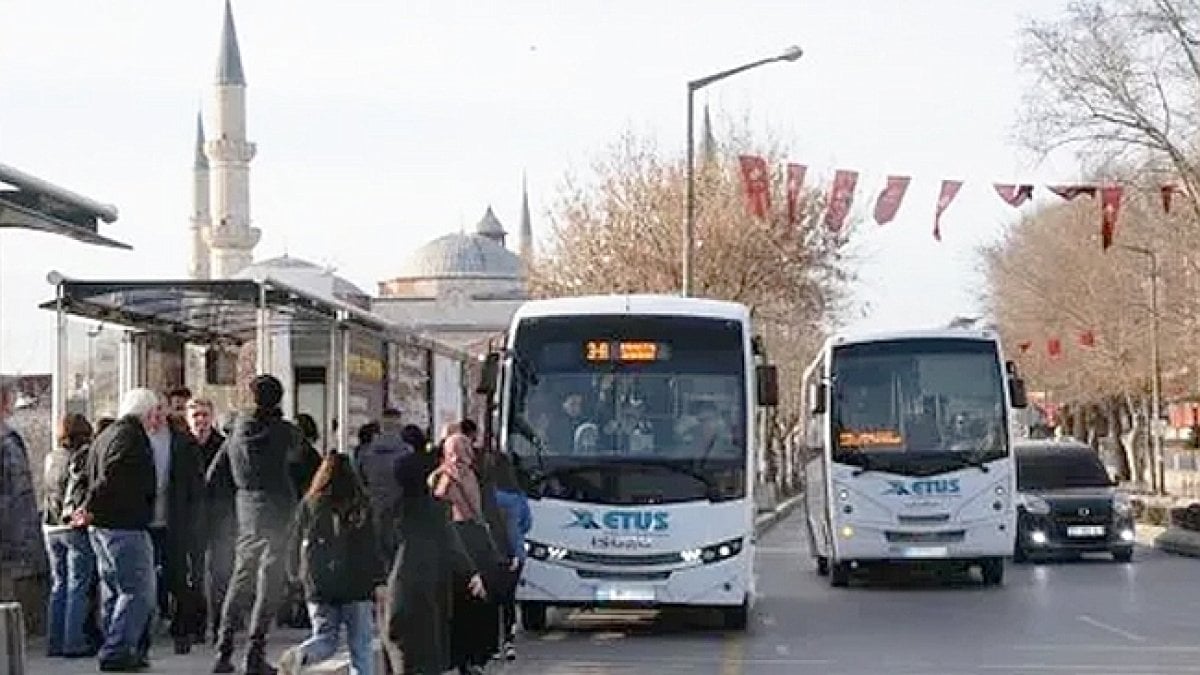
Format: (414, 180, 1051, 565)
(1012, 545, 1028, 564)
(1112, 547, 1134, 563)
(830, 561, 851, 587)
(816, 556, 830, 576)
(980, 558, 1004, 586)
(521, 602, 548, 632)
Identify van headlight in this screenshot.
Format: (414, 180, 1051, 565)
(1113, 493, 1133, 517)
(1019, 495, 1051, 515)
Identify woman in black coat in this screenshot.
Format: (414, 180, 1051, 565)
(384, 427, 485, 675)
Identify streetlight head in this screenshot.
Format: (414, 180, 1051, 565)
(779, 45, 804, 62)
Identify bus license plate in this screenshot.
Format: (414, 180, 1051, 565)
(899, 546, 949, 559)
(1067, 525, 1105, 537)
(595, 585, 655, 602)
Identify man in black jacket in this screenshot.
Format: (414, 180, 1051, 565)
(75, 388, 162, 672)
(188, 397, 234, 645)
(208, 375, 302, 675)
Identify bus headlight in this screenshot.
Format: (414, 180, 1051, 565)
(698, 537, 743, 564)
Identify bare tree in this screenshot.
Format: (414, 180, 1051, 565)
(531, 125, 851, 481)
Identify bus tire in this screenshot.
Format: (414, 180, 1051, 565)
(980, 557, 1004, 586)
(521, 602, 548, 632)
(816, 556, 830, 576)
(721, 601, 749, 630)
(1012, 545, 1028, 564)
(830, 561, 851, 587)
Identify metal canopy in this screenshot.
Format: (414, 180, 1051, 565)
(0, 162, 130, 250)
(39, 277, 464, 358)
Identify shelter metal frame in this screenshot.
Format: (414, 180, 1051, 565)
(40, 275, 465, 453)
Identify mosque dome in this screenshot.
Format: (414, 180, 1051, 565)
(393, 207, 522, 281)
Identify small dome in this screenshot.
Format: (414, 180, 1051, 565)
(476, 206, 505, 238)
(237, 255, 369, 306)
(394, 232, 522, 280)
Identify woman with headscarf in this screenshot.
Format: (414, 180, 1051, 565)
(428, 433, 504, 675)
(384, 429, 485, 675)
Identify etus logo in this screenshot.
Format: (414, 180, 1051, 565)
(565, 509, 669, 532)
(883, 478, 961, 497)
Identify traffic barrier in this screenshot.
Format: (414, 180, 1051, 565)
(0, 602, 27, 675)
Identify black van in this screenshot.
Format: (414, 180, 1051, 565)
(1013, 440, 1136, 562)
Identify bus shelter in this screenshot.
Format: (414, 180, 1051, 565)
(40, 275, 468, 453)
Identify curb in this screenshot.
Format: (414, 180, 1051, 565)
(755, 493, 804, 538)
(1154, 527, 1200, 558)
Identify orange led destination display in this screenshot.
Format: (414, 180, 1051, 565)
(838, 429, 903, 447)
(584, 340, 664, 362)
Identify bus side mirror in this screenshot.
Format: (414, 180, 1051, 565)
(476, 352, 500, 395)
(811, 383, 827, 415)
(1009, 377, 1028, 409)
(756, 364, 779, 407)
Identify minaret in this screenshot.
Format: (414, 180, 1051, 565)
(518, 174, 533, 264)
(204, 0, 259, 279)
(189, 113, 212, 280)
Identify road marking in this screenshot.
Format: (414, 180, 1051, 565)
(1017, 644, 1200, 653)
(774, 643, 791, 656)
(719, 631, 745, 675)
(979, 665, 1200, 673)
(1077, 614, 1148, 643)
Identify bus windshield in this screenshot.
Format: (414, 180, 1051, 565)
(505, 314, 747, 504)
(830, 338, 1008, 475)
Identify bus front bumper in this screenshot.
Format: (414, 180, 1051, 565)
(515, 554, 749, 608)
(833, 516, 1014, 562)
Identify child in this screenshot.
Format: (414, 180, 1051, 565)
(491, 453, 532, 661)
(278, 453, 385, 675)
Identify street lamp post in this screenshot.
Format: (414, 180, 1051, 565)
(682, 45, 804, 297)
(1119, 244, 1165, 495)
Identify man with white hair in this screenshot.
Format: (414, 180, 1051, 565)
(75, 387, 162, 672)
(0, 375, 49, 633)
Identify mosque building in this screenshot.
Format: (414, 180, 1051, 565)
(188, 0, 532, 355)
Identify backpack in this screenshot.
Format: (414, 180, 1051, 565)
(298, 504, 350, 601)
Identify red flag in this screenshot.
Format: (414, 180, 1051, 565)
(1100, 186, 1123, 250)
(933, 180, 963, 241)
(1048, 185, 1097, 201)
(825, 170, 859, 233)
(1047, 337, 1063, 358)
(873, 175, 911, 225)
(786, 163, 807, 226)
(1018, 341, 1032, 354)
(994, 183, 1033, 207)
(737, 155, 771, 219)
(1161, 184, 1180, 213)
(1078, 330, 1096, 348)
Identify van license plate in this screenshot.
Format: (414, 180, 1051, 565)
(595, 585, 655, 602)
(1067, 525, 1105, 537)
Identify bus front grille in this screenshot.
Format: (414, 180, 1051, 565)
(884, 530, 966, 544)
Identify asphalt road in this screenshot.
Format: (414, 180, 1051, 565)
(511, 510, 1200, 675)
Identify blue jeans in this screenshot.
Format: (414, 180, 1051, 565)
(45, 528, 97, 656)
(90, 528, 156, 663)
(299, 601, 375, 675)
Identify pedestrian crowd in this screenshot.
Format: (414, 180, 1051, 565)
(0, 374, 532, 675)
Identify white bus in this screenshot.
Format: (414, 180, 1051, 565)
(802, 330, 1028, 586)
(480, 295, 777, 630)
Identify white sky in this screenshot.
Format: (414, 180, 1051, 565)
(0, 0, 1084, 374)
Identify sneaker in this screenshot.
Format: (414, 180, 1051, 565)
(276, 647, 304, 675)
(503, 641, 517, 661)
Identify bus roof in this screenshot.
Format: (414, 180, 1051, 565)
(828, 328, 1000, 349)
(512, 294, 749, 324)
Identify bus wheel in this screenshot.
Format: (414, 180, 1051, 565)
(830, 561, 851, 587)
(816, 556, 830, 576)
(1012, 545, 1028, 564)
(521, 602, 548, 632)
(980, 558, 1004, 586)
(721, 600, 749, 630)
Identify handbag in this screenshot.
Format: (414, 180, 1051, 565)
(450, 480, 515, 597)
